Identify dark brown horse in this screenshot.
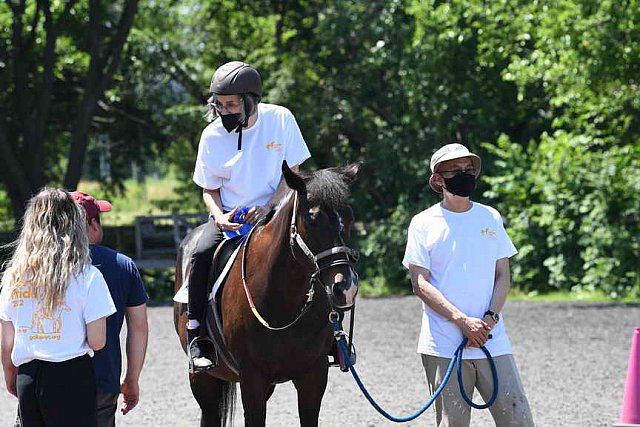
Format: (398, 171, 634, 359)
(174, 162, 360, 426)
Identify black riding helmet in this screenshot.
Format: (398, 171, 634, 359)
(209, 61, 262, 98)
(209, 61, 262, 150)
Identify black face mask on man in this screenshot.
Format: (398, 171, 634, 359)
(443, 172, 476, 197)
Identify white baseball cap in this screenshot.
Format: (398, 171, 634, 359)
(429, 143, 482, 192)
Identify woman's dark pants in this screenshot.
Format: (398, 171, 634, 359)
(17, 354, 97, 427)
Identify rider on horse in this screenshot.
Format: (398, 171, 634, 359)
(187, 60, 312, 370)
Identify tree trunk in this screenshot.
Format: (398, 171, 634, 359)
(63, 0, 139, 190)
(0, 124, 32, 223)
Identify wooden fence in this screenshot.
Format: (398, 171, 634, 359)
(133, 213, 207, 269)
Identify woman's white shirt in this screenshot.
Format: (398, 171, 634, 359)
(0, 265, 116, 366)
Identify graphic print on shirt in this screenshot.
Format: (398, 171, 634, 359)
(10, 284, 32, 308)
(480, 227, 496, 239)
(31, 301, 70, 338)
(10, 285, 33, 335)
(10, 284, 69, 340)
(265, 141, 282, 151)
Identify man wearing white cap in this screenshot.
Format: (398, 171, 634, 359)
(402, 143, 534, 426)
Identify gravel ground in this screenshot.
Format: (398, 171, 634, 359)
(1, 297, 639, 426)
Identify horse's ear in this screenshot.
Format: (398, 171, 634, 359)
(340, 162, 361, 183)
(282, 161, 306, 194)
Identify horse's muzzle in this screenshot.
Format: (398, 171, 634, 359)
(330, 268, 359, 310)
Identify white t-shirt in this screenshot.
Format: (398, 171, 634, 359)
(402, 202, 517, 359)
(0, 265, 116, 366)
(193, 103, 311, 211)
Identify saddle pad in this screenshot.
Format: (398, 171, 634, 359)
(172, 244, 243, 303)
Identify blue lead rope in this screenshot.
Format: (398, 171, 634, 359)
(331, 317, 499, 423)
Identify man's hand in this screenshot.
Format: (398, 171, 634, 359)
(457, 316, 491, 348)
(244, 205, 269, 224)
(213, 207, 243, 232)
(120, 377, 140, 415)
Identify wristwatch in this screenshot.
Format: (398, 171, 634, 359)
(483, 310, 500, 323)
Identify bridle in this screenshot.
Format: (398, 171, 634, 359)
(288, 191, 359, 303)
(241, 191, 359, 331)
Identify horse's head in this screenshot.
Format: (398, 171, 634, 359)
(282, 161, 360, 312)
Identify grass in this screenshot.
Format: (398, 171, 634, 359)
(360, 278, 635, 303)
(0, 177, 190, 231)
(78, 176, 198, 226)
(508, 288, 638, 302)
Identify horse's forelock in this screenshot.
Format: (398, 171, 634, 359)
(269, 168, 351, 218)
(303, 169, 351, 211)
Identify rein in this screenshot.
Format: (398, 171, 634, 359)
(330, 314, 499, 422)
(241, 220, 315, 331)
(241, 191, 359, 331)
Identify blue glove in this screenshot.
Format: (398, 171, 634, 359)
(223, 207, 254, 239)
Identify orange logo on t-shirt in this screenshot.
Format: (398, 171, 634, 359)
(9, 285, 69, 339)
(481, 228, 496, 239)
(11, 285, 32, 308)
(30, 301, 70, 339)
(266, 141, 282, 151)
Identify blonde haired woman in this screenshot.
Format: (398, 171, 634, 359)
(0, 188, 116, 427)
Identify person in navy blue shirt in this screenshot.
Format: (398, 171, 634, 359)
(71, 192, 149, 427)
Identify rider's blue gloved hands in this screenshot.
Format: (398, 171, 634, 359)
(223, 207, 254, 239)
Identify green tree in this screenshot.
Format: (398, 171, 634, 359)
(0, 0, 138, 222)
(485, 0, 640, 296)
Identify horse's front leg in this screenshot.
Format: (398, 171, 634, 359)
(239, 369, 272, 427)
(292, 358, 329, 427)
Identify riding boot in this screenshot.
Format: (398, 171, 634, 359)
(187, 327, 216, 371)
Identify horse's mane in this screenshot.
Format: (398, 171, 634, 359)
(263, 168, 351, 227)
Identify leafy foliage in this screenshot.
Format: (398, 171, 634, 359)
(1, 0, 638, 297)
(479, 0, 640, 297)
(484, 133, 639, 297)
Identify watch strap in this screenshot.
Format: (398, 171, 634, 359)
(483, 310, 499, 323)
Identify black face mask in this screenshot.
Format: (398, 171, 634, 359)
(221, 113, 242, 133)
(443, 172, 476, 197)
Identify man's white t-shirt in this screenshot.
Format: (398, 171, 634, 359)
(193, 103, 311, 211)
(402, 202, 517, 359)
(0, 265, 116, 366)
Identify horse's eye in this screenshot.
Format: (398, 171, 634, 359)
(308, 207, 319, 215)
(307, 209, 320, 223)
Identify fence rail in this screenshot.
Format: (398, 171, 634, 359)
(134, 212, 207, 269)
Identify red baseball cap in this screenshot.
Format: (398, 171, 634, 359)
(70, 191, 112, 222)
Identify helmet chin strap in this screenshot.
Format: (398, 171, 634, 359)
(235, 119, 251, 150)
(235, 108, 249, 150)
(235, 125, 243, 150)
